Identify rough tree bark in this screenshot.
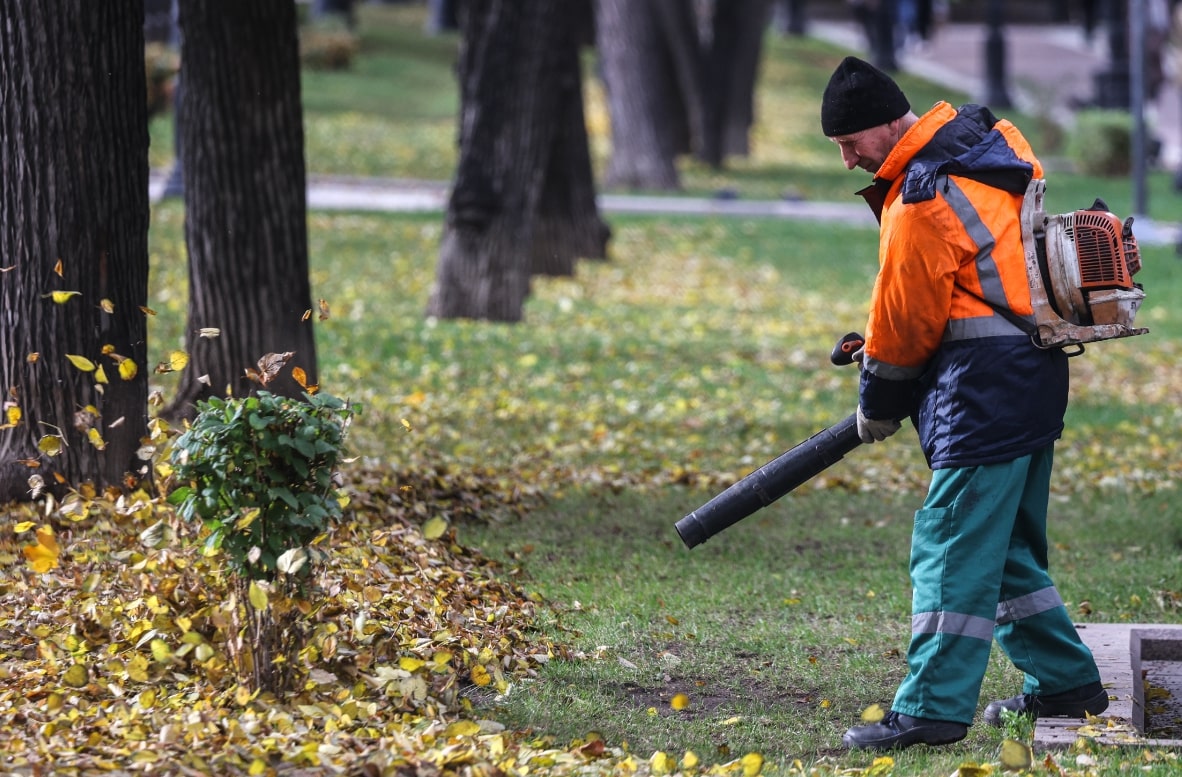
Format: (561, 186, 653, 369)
(595, 0, 770, 179)
(428, 0, 607, 320)
(594, 0, 685, 189)
(162, 0, 317, 419)
(530, 6, 610, 276)
(0, 1, 150, 503)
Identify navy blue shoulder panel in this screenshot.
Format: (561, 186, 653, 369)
(902, 104, 1033, 204)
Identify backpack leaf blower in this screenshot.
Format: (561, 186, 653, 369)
(675, 181, 1149, 550)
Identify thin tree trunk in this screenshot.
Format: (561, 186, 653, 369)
(0, 1, 150, 502)
(162, 0, 316, 419)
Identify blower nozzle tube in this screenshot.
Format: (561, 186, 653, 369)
(674, 413, 862, 549)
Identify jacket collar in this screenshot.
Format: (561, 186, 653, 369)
(858, 102, 956, 223)
(877, 100, 957, 185)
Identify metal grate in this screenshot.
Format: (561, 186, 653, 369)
(1067, 211, 1133, 290)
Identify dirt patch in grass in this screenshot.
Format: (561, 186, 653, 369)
(611, 673, 821, 721)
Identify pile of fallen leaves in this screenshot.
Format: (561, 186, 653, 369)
(1, 462, 559, 776)
(0, 463, 786, 776)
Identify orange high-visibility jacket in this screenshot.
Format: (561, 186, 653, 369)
(859, 101, 1070, 469)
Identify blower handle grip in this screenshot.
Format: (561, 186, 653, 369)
(830, 332, 865, 366)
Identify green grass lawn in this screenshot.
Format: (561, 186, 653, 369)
(144, 200, 1182, 774)
(134, 5, 1182, 774)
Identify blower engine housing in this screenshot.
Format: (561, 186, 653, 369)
(1021, 178, 1148, 348)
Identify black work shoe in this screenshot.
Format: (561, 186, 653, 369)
(842, 711, 968, 750)
(983, 680, 1109, 726)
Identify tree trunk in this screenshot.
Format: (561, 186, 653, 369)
(653, 0, 709, 159)
(594, 0, 683, 190)
(708, 0, 771, 161)
(425, 0, 459, 34)
(429, 0, 603, 320)
(530, 15, 610, 275)
(0, 1, 150, 503)
(162, 0, 317, 419)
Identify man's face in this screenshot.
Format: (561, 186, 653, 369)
(829, 120, 898, 174)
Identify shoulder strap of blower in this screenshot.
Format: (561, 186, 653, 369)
(926, 172, 1041, 341)
(937, 174, 1147, 352)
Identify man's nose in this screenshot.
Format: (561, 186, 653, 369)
(839, 145, 859, 170)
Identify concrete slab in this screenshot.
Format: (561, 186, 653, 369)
(1033, 623, 1182, 749)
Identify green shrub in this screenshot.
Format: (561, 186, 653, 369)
(169, 390, 357, 581)
(1066, 109, 1132, 176)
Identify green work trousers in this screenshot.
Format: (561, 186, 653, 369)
(891, 444, 1101, 724)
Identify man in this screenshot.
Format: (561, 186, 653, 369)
(820, 56, 1109, 750)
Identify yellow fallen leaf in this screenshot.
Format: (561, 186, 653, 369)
(139, 688, 157, 709)
(118, 358, 138, 380)
(87, 428, 106, 450)
(62, 663, 89, 688)
(861, 703, 886, 722)
(47, 290, 81, 304)
(94, 364, 109, 384)
(4, 405, 20, 427)
(100, 298, 114, 313)
(37, 435, 63, 457)
(169, 350, 189, 371)
(470, 664, 492, 686)
(14, 521, 36, 533)
(741, 752, 764, 776)
(66, 354, 96, 372)
(399, 656, 426, 672)
(248, 581, 268, 611)
(1000, 738, 1033, 770)
(444, 720, 481, 737)
(423, 515, 448, 540)
(150, 639, 172, 663)
(23, 526, 60, 573)
(681, 751, 700, 770)
(649, 751, 672, 775)
(235, 509, 260, 531)
(671, 693, 690, 710)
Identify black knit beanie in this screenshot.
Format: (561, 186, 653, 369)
(821, 56, 911, 137)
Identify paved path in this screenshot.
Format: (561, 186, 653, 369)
(1034, 623, 1182, 749)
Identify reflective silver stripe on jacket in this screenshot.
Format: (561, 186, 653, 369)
(937, 176, 1034, 341)
(864, 354, 926, 381)
(995, 586, 1065, 625)
(912, 609, 995, 642)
